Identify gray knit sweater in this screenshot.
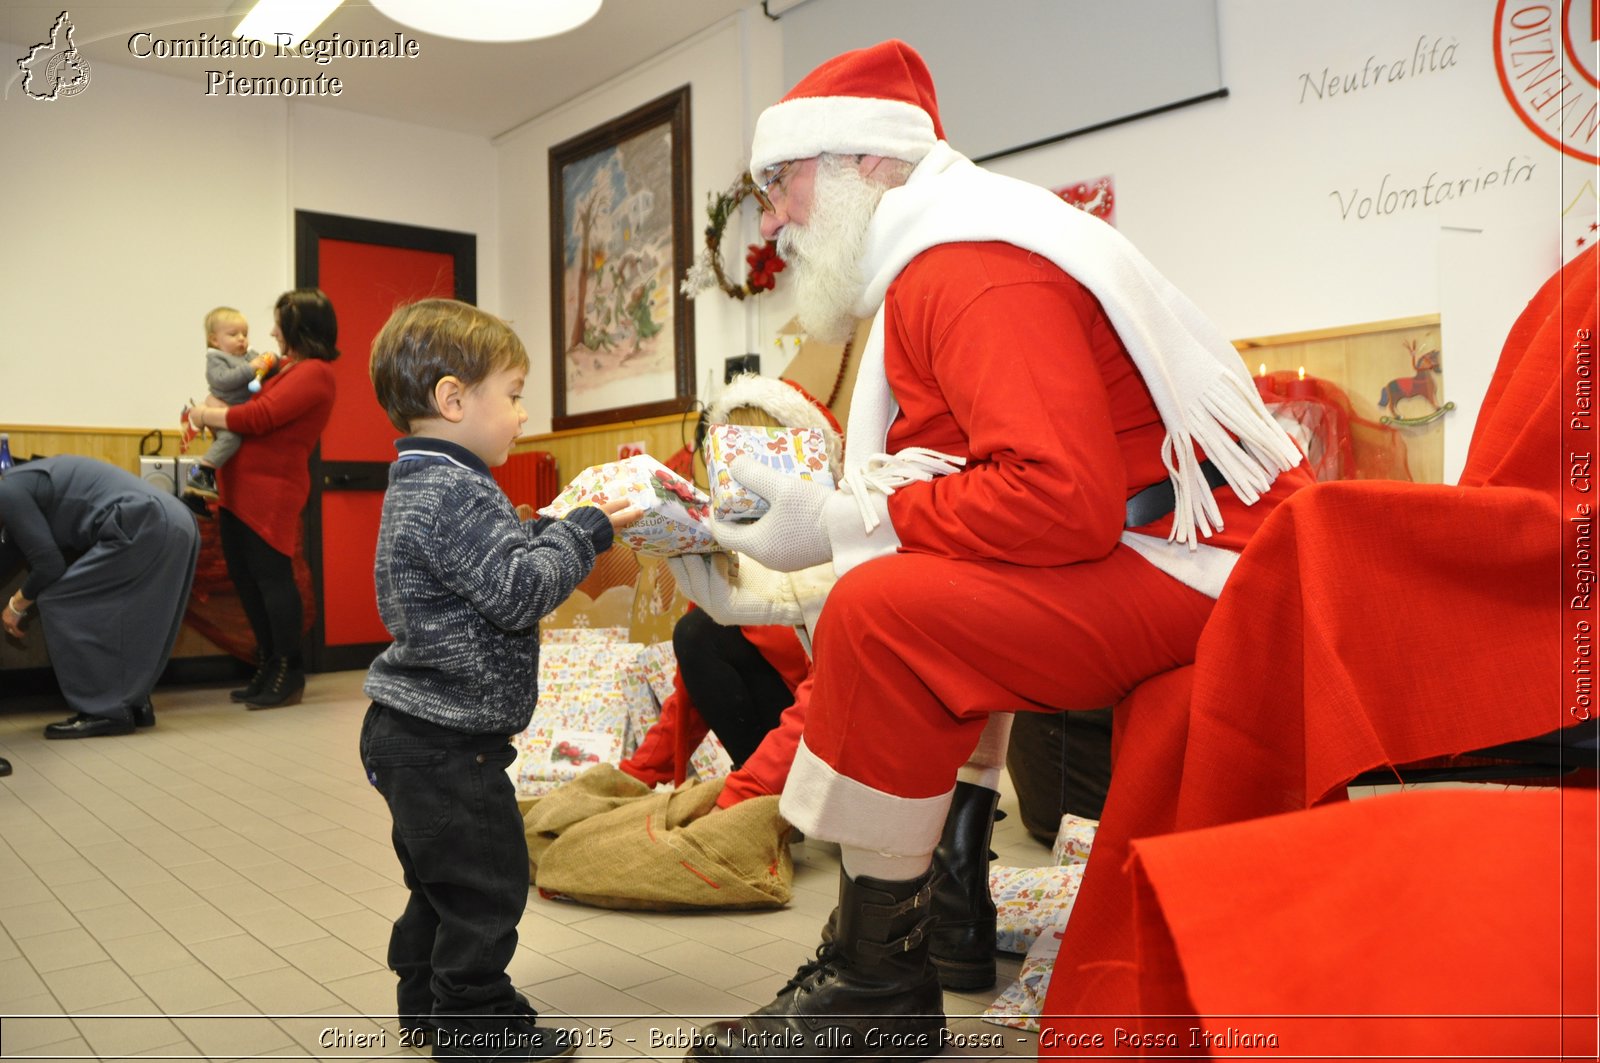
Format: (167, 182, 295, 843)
(363, 437, 613, 735)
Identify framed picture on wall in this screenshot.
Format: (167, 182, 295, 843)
(548, 85, 695, 430)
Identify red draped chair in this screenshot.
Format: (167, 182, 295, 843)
(1039, 246, 1599, 1056)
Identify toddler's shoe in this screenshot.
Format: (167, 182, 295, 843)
(185, 464, 219, 498)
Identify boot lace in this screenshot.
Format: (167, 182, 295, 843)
(780, 942, 846, 995)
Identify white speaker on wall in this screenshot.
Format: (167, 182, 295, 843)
(139, 456, 208, 495)
(140, 456, 179, 495)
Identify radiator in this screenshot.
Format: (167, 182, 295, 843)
(492, 450, 559, 510)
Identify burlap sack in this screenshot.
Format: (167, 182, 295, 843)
(521, 764, 793, 910)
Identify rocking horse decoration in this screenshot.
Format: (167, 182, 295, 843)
(1377, 337, 1455, 427)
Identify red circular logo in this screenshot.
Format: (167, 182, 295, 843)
(1495, 0, 1600, 163)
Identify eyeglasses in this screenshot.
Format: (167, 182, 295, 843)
(750, 161, 797, 213)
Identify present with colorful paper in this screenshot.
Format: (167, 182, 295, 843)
(704, 424, 835, 522)
(539, 455, 716, 556)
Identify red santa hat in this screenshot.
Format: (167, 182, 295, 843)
(749, 39, 944, 174)
(705, 374, 844, 477)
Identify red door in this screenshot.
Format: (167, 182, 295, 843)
(295, 212, 476, 672)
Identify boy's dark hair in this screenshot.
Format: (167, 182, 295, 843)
(370, 299, 530, 433)
(275, 288, 340, 362)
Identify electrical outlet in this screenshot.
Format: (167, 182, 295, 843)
(724, 353, 760, 382)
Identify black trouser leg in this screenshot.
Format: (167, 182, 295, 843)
(360, 704, 526, 1019)
(218, 509, 302, 665)
(673, 609, 794, 766)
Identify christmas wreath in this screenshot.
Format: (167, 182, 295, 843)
(681, 173, 786, 301)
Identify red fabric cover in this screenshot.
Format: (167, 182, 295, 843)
(217, 358, 337, 557)
(615, 616, 811, 802)
(1256, 372, 1414, 482)
(1040, 246, 1595, 1047)
(1125, 789, 1598, 1060)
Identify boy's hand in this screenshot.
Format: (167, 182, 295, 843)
(515, 504, 537, 522)
(594, 497, 645, 531)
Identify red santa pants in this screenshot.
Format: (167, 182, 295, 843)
(779, 545, 1216, 854)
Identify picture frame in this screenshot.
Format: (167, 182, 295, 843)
(549, 85, 695, 430)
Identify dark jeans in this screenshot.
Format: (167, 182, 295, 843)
(673, 608, 794, 767)
(217, 508, 303, 666)
(359, 703, 527, 1019)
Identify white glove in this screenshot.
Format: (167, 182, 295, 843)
(709, 456, 835, 572)
(665, 553, 802, 627)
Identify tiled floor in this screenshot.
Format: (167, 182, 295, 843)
(0, 672, 1049, 1061)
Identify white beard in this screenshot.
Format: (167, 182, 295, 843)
(778, 157, 887, 345)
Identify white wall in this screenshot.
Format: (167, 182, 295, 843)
(0, 44, 498, 431)
(980, 0, 1591, 481)
(496, 11, 783, 435)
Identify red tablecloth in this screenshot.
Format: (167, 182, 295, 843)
(1040, 246, 1597, 1050)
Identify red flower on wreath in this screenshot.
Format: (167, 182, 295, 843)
(744, 240, 786, 292)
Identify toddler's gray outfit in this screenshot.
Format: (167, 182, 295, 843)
(202, 347, 258, 467)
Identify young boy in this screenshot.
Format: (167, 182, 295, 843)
(362, 299, 640, 1060)
(183, 306, 273, 498)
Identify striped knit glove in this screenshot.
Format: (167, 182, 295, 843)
(709, 456, 836, 572)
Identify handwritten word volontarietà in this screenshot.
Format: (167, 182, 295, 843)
(1329, 156, 1535, 221)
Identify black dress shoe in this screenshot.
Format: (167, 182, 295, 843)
(0, 757, 11, 777)
(130, 701, 155, 728)
(44, 712, 136, 739)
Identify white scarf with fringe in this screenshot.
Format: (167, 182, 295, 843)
(839, 144, 1300, 592)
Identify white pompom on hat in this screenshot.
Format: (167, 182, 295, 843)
(706, 374, 844, 478)
(749, 39, 944, 174)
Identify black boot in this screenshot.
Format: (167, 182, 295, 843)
(230, 650, 269, 703)
(928, 781, 1000, 991)
(689, 868, 944, 1060)
(816, 783, 1002, 992)
(244, 656, 304, 710)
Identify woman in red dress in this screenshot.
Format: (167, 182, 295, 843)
(188, 288, 338, 709)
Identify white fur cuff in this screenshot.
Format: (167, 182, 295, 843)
(780, 738, 953, 855)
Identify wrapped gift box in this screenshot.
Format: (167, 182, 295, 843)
(539, 455, 716, 556)
(989, 862, 1086, 955)
(513, 641, 656, 796)
(688, 731, 733, 781)
(638, 641, 678, 705)
(982, 926, 1065, 1034)
(1050, 813, 1097, 866)
(704, 424, 835, 522)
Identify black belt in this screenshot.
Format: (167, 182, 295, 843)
(1124, 460, 1228, 528)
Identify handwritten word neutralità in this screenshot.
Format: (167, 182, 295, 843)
(1299, 34, 1458, 104)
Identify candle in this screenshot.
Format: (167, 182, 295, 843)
(1254, 365, 1278, 403)
(1286, 364, 1316, 399)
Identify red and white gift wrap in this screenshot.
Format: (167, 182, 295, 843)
(539, 454, 715, 556)
(704, 423, 836, 522)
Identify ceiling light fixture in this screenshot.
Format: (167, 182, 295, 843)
(371, 0, 603, 43)
(235, 0, 343, 47)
